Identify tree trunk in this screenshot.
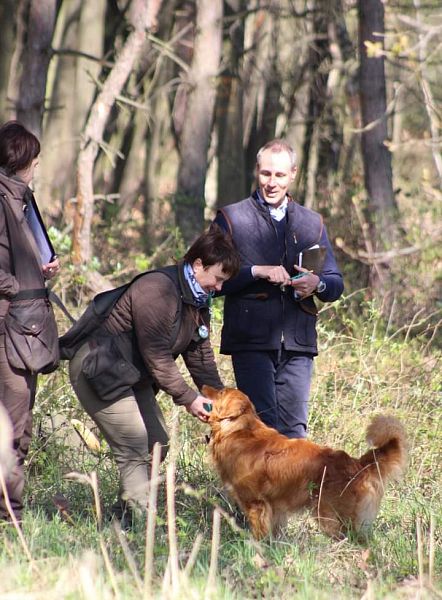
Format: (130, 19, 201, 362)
(16, 0, 57, 137)
(358, 0, 399, 293)
(37, 0, 82, 215)
(215, 0, 246, 208)
(413, 0, 442, 186)
(358, 1, 396, 233)
(0, 0, 17, 122)
(50, 0, 106, 214)
(175, 0, 223, 244)
(141, 0, 178, 250)
(72, 0, 162, 266)
(144, 66, 175, 252)
(5, 0, 27, 122)
(171, 0, 195, 146)
(243, 7, 280, 192)
(300, 0, 330, 209)
(299, 1, 350, 211)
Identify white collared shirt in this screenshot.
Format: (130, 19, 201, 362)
(256, 190, 288, 222)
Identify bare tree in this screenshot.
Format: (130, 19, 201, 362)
(16, 0, 57, 137)
(358, 0, 400, 293)
(171, 0, 195, 145)
(243, 5, 280, 191)
(299, 0, 332, 209)
(72, 0, 163, 270)
(0, 0, 17, 122)
(174, 0, 223, 243)
(144, 53, 175, 251)
(300, 0, 351, 211)
(216, 0, 247, 207)
(117, 0, 177, 241)
(358, 1, 397, 229)
(412, 0, 442, 186)
(37, 0, 106, 215)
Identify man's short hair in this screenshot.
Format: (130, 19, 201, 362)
(183, 225, 240, 278)
(256, 139, 297, 170)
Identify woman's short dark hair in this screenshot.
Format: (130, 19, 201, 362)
(184, 225, 240, 278)
(0, 121, 40, 175)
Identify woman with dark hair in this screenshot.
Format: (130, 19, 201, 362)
(0, 121, 60, 522)
(63, 226, 240, 525)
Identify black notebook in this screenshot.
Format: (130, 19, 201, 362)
(297, 245, 326, 274)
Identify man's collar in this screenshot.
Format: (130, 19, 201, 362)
(255, 190, 288, 221)
(255, 189, 289, 210)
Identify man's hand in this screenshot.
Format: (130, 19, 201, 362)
(253, 265, 291, 286)
(42, 257, 61, 280)
(186, 395, 212, 422)
(290, 266, 319, 299)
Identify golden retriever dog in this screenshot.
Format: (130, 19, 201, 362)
(203, 385, 407, 539)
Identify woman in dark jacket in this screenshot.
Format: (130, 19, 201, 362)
(67, 226, 240, 522)
(0, 121, 60, 522)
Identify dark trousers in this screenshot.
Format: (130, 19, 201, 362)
(232, 348, 313, 438)
(0, 335, 37, 521)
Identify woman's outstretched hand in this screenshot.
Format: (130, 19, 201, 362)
(186, 395, 212, 422)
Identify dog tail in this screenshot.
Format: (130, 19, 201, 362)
(359, 415, 407, 483)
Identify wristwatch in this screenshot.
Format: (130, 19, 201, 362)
(316, 279, 326, 294)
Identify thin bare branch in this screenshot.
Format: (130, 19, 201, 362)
(52, 47, 114, 69)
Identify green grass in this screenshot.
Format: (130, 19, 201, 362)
(0, 302, 440, 599)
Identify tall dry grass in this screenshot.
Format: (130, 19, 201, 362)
(0, 300, 440, 599)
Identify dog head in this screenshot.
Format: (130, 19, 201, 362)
(202, 385, 256, 423)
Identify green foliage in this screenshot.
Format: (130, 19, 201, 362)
(47, 226, 72, 256)
(134, 254, 151, 272)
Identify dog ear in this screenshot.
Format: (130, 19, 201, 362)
(201, 385, 221, 400)
(219, 390, 252, 419)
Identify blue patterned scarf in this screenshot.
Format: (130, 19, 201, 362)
(183, 262, 209, 307)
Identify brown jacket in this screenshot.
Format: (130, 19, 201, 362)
(103, 265, 223, 406)
(0, 170, 46, 331)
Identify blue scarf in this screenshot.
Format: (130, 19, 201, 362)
(183, 262, 209, 307)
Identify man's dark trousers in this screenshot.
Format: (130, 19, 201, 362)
(232, 347, 313, 438)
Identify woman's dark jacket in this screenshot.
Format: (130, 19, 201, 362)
(0, 169, 46, 333)
(99, 263, 222, 405)
(215, 194, 344, 355)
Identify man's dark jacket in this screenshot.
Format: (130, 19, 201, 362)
(215, 194, 344, 355)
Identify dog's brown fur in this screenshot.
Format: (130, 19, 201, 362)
(203, 385, 407, 539)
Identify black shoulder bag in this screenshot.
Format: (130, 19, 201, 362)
(5, 289, 60, 374)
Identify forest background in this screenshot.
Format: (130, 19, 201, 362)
(0, 0, 441, 599)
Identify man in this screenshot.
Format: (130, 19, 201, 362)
(215, 139, 343, 438)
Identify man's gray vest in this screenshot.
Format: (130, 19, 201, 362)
(220, 195, 323, 270)
(218, 194, 323, 355)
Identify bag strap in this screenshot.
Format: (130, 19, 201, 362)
(9, 286, 76, 325)
(12, 288, 48, 301)
(170, 290, 182, 348)
(48, 290, 76, 324)
(0, 192, 46, 287)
